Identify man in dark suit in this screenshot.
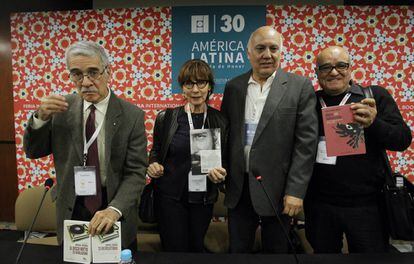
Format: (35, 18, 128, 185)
(221, 26, 318, 253)
(24, 41, 147, 250)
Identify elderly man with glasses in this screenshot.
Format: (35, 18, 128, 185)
(304, 46, 412, 253)
(24, 41, 147, 252)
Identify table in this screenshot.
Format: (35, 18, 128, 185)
(3, 240, 414, 264)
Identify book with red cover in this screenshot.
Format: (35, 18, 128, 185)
(321, 104, 366, 157)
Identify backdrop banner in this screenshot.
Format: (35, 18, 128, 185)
(172, 6, 265, 93)
(10, 5, 414, 191)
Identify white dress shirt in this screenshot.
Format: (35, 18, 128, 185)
(244, 71, 277, 172)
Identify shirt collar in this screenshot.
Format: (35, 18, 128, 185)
(248, 70, 277, 86)
(348, 80, 364, 96)
(83, 88, 111, 114)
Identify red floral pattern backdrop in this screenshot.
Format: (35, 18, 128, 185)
(11, 6, 413, 191)
(267, 5, 413, 182)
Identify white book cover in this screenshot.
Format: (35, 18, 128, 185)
(190, 128, 221, 175)
(92, 221, 122, 263)
(63, 220, 91, 264)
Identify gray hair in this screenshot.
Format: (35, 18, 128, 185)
(65, 41, 109, 69)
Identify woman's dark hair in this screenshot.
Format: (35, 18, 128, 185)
(178, 59, 215, 98)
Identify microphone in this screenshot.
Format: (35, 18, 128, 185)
(15, 178, 54, 264)
(255, 175, 299, 264)
(44, 178, 54, 190)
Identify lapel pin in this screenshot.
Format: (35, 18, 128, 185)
(113, 122, 116, 126)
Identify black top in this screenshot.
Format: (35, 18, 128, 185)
(149, 106, 228, 204)
(162, 111, 205, 202)
(306, 83, 412, 207)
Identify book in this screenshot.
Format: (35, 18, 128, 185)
(190, 128, 221, 175)
(189, 128, 221, 192)
(63, 220, 121, 264)
(321, 104, 366, 157)
(63, 220, 91, 264)
(92, 222, 121, 263)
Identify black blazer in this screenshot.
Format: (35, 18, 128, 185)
(149, 105, 228, 204)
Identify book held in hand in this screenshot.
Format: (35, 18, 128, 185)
(321, 104, 366, 157)
(63, 220, 121, 264)
(92, 222, 121, 263)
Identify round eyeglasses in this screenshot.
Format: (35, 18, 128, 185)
(69, 66, 108, 82)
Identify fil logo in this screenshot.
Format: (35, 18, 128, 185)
(191, 15, 209, 33)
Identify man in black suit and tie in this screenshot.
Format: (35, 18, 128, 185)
(221, 26, 318, 253)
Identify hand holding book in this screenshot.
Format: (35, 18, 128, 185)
(350, 98, 377, 128)
(322, 104, 366, 157)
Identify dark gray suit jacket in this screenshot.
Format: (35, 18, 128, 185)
(221, 69, 318, 216)
(24, 92, 147, 247)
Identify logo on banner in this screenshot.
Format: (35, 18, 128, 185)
(191, 15, 209, 33)
(172, 6, 265, 93)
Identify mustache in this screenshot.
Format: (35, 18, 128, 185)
(80, 87, 99, 93)
(260, 60, 274, 64)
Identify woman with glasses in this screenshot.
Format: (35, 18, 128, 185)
(147, 59, 228, 252)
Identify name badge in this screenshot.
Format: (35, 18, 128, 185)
(244, 122, 258, 146)
(316, 137, 337, 165)
(74, 166, 97, 196)
(188, 171, 207, 192)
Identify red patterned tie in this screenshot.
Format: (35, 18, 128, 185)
(84, 105, 102, 214)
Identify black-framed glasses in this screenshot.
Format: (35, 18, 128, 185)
(317, 62, 350, 74)
(69, 66, 108, 82)
(182, 80, 209, 89)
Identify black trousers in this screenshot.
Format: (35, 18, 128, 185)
(305, 199, 389, 253)
(228, 179, 290, 253)
(155, 192, 213, 252)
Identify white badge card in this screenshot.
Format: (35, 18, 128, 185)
(188, 171, 207, 192)
(74, 166, 97, 196)
(316, 137, 337, 165)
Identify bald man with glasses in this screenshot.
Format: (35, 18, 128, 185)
(304, 46, 412, 253)
(24, 41, 147, 252)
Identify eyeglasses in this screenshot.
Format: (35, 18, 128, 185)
(317, 62, 350, 74)
(182, 80, 209, 89)
(69, 66, 108, 82)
